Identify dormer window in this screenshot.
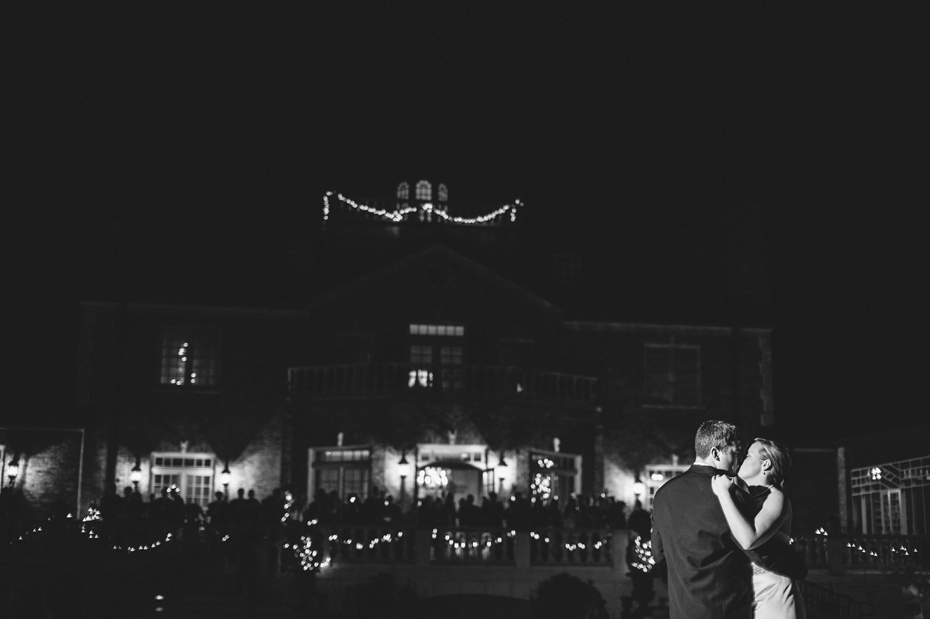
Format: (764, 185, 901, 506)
(408, 323, 464, 392)
(416, 180, 432, 201)
(160, 327, 220, 388)
(397, 182, 409, 200)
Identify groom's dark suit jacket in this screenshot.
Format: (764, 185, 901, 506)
(652, 464, 752, 619)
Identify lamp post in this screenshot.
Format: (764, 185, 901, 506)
(398, 451, 409, 505)
(6, 456, 19, 487)
(130, 461, 142, 492)
(497, 450, 507, 468)
(220, 464, 231, 498)
(633, 477, 645, 501)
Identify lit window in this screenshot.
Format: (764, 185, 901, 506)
(410, 345, 433, 364)
(644, 344, 701, 406)
(409, 324, 464, 392)
(438, 184, 448, 202)
(408, 369, 433, 388)
(409, 324, 464, 336)
(440, 346, 462, 365)
(416, 180, 432, 201)
(150, 452, 216, 507)
(397, 182, 409, 199)
(314, 448, 371, 500)
(160, 328, 219, 387)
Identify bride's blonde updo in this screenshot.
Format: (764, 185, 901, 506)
(754, 438, 791, 488)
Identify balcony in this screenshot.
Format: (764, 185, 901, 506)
(287, 363, 598, 406)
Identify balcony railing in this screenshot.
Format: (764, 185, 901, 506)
(794, 534, 930, 570)
(288, 364, 598, 405)
(799, 580, 872, 619)
(312, 525, 617, 568)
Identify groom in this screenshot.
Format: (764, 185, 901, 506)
(651, 420, 752, 619)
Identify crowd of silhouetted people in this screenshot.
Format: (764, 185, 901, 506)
(3, 480, 644, 552)
(89, 483, 292, 548)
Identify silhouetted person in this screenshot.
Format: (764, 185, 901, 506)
(207, 491, 230, 537)
(261, 488, 285, 538)
(627, 500, 650, 539)
(99, 483, 123, 521)
(165, 487, 186, 530)
(383, 495, 402, 524)
(481, 492, 504, 527)
(303, 488, 327, 524)
(606, 498, 627, 530)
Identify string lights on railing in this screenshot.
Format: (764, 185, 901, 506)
(844, 538, 920, 562)
(10, 509, 176, 555)
(323, 192, 522, 226)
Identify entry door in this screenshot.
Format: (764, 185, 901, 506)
(150, 453, 216, 507)
(151, 471, 214, 507)
(448, 468, 480, 500)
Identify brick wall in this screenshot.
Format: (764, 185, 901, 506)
(1, 428, 85, 521)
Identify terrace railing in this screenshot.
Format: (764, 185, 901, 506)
(794, 534, 930, 570)
(799, 580, 873, 619)
(288, 363, 598, 405)
(310, 526, 618, 569)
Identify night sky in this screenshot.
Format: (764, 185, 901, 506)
(5, 5, 927, 445)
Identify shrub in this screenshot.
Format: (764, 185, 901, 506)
(531, 572, 608, 619)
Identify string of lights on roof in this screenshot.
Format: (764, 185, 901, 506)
(323, 191, 521, 225)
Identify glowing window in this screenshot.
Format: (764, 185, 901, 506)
(410, 345, 433, 364)
(397, 182, 409, 199)
(416, 180, 432, 201)
(438, 184, 448, 202)
(440, 346, 462, 365)
(409, 324, 464, 336)
(160, 328, 220, 387)
(150, 452, 215, 507)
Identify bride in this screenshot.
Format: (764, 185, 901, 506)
(711, 438, 806, 619)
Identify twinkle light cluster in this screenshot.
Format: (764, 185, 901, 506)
(532, 473, 553, 500)
(630, 535, 655, 573)
(323, 192, 521, 225)
(285, 536, 330, 572)
(417, 467, 449, 490)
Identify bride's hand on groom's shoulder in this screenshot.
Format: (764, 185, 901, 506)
(711, 474, 735, 498)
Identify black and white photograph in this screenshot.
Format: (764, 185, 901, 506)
(3, 4, 927, 618)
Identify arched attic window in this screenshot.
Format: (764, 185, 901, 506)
(397, 182, 409, 199)
(438, 184, 448, 202)
(416, 180, 432, 201)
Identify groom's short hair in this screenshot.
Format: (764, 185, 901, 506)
(694, 420, 740, 459)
